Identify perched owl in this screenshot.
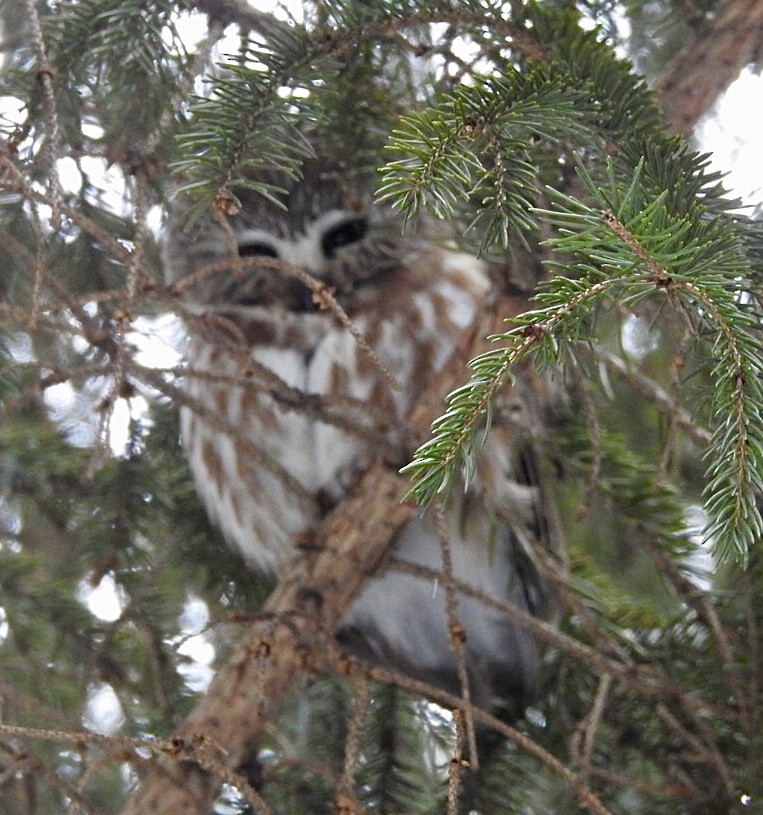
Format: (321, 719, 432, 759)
(163, 159, 555, 721)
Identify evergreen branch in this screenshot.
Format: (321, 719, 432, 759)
(589, 219, 763, 562)
(525, 4, 664, 144)
(173, 2, 576, 214)
(685, 281, 763, 564)
(402, 274, 622, 502)
(405, 148, 763, 563)
(378, 72, 592, 241)
(172, 29, 333, 211)
(595, 202, 763, 564)
(385, 557, 738, 721)
(40, 0, 188, 146)
(643, 534, 750, 719)
(362, 661, 617, 815)
(47, 0, 182, 83)
(0, 722, 269, 814)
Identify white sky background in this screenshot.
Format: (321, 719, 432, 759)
(697, 67, 763, 209)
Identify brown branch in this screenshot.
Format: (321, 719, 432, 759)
(643, 538, 751, 724)
(435, 501, 478, 768)
(354, 661, 616, 815)
(571, 673, 612, 780)
(592, 347, 712, 448)
(0, 722, 266, 813)
(386, 556, 737, 724)
(586, 764, 697, 801)
(120, 465, 413, 815)
(656, 0, 763, 136)
(336, 676, 370, 814)
(191, 0, 291, 37)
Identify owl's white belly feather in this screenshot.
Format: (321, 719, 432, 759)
(178, 244, 547, 714)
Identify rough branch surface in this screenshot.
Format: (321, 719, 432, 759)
(121, 465, 412, 815)
(657, 0, 763, 136)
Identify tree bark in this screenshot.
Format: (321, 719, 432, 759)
(121, 464, 412, 815)
(657, 0, 763, 136)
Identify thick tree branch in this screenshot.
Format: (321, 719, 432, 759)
(120, 464, 413, 815)
(656, 0, 763, 136)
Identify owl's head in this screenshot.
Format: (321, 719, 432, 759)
(163, 159, 412, 312)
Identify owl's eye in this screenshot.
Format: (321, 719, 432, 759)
(239, 241, 279, 259)
(321, 216, 368, 258)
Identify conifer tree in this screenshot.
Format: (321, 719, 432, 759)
(1, 2, 762, 814)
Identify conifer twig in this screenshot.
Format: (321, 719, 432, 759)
(23, 0, 61, 225)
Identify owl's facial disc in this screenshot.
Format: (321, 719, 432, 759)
(229, 210, 373, 311)
(224, 210, 376, 311)
(236, 210, 369, 272)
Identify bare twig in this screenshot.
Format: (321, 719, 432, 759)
(448, 709, 467, 815)
(434, 501, 478, 770)
(386, 557, 737, 723)
(592, 347, 712, 447)
(571, 673, 612, 779)
(655, 704, 734, 792)
(643, 538, 750, 723)
(336, 675, 370, 814)
(23, 0, 62, 225)
(358, 661, 616, 815)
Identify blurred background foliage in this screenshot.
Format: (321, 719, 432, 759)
(0, 1, 762, 813)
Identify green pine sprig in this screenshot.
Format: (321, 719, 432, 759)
(378, 70, 594, 248)
(404, 154, 763, 564)
(171, 27, 333, 216)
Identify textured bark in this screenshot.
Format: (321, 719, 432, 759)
(121, 465, 412, 815)
(657, 0, 763, 136)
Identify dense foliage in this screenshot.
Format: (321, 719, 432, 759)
(0, 1, 762, 814)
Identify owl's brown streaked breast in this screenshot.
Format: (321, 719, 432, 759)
(179, 244, 493, 573)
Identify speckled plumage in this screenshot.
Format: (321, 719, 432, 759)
(164, 165, 552, 718)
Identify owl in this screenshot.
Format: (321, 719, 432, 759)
(163, 159, 555, 722)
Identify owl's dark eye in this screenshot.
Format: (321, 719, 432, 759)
(239, 241, 279, 258)
(321, 217, 368, 258)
